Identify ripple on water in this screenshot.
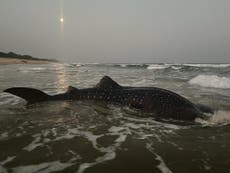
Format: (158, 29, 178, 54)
(1, 63, 230, 172)
(0, 101, 186, 173)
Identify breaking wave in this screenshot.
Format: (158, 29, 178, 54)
(64, 63, 230, 73)
(184, 64, 230, 68)
(208, 110, 230, 126)
(147, 64, 169, 70)
(189, 75, 230, 89)
(196, 110, 230, 126)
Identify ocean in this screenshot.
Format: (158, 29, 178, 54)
(0, 63, 230, 173)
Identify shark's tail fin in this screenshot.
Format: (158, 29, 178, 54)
(4, 87, 51, 104)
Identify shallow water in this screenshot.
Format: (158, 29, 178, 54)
(0, 63, 230, 173)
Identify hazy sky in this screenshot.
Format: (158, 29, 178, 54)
(0, 0, 230, 63)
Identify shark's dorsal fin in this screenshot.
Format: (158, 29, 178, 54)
(66, 86, 79, 94)
(96, 76, 122, 89)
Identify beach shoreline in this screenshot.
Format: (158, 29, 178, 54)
(0, 57, 57, 65)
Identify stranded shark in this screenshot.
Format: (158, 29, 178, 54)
(4, 76, 213, 121)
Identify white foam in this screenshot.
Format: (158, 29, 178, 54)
(30, 67, 46, 71)
(115, 134, 127, 142)
(85, 62, 100, 65)
(77, 151, 116, 173)
(19, 67, 46, 71)
(0, 93, 22, 106)
(11, 161, 73, 173)
(51, 128, 57, 136)
(184, 64, 230, 68)
(189, 75, 230, 89)
(121, 116, 181, 130)
(146, 143, 173, 173)
(208, 110, 230, 126)
(108, 126, 126, 133)
(147, 64, 169, 70)
(171, 66, 182, 70)
(120, 64, 127, 67)
(71, 63, 84, 67)
(22, 129, 57, 152)
(0, 156, 16, 165)
(0, 132, 8, 140)
(196, 110, 230, 126)
(0, 166, 7, 173)
(30, 127, 125, 173)
(23, 134, 42, 151)
(77, 163, 93, 173)
(155, 154, 173, 173)
(132, 78, 155, 86)
(77, 126, 130, 173)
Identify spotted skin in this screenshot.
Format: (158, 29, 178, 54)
(51, 80, 202, 120)
(4, 76, 207, 121)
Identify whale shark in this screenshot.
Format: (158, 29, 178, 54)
(4, 76, 213, 121)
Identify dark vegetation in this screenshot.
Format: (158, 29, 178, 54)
(0, 51, 58, 62)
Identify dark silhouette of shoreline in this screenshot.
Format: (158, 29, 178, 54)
(0, 51, 58, 65)
(0, 51, 58, 62)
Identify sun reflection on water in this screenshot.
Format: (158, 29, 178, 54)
(53, 63, 69, 92)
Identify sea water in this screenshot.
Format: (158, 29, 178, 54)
(0, 63, 230, 173)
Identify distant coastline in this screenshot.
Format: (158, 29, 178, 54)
(0, 51, 58, 65)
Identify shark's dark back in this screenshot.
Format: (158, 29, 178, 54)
(120, 87, 202, 120)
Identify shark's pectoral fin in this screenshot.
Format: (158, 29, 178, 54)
(95, 76, 122, 89)
(196, 103, 214, 114)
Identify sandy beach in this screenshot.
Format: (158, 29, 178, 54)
(0, 57, 55, 65)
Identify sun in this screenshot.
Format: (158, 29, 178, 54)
(60, 17, 64, 23)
